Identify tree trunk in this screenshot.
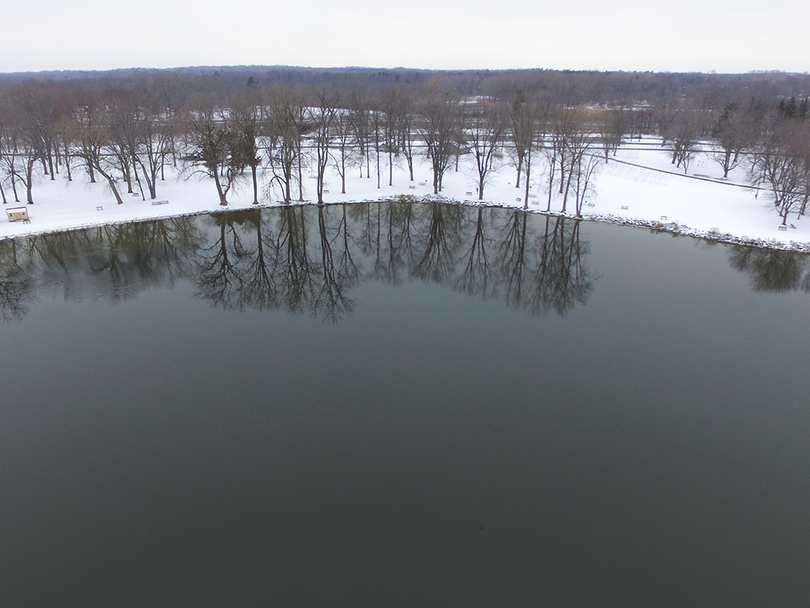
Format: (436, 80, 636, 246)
(524, 149, 532, 210)
(25, 160, 35, 204)
(376, 144, 381, 189)
(95, 165, 125, 205)
(10, 171, 20, 202)
(213, 170, 228, 205)
(297, 155, 303, 201)
(251, 164, 259, 204)
(284, 165, 292, 203)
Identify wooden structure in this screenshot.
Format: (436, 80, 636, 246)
(6, 207, 30, 222)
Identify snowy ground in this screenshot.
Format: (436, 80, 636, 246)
(2, 137, 808, 251)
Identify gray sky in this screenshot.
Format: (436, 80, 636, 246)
(3, 0, 808, 74)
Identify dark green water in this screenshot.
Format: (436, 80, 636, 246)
(1, 203, 809, 607)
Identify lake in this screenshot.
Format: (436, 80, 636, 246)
(1, 202, 809, 607)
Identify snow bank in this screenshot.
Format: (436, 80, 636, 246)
(2, 138, 807, 251)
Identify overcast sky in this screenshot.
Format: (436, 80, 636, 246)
(3, 0, 808, 74)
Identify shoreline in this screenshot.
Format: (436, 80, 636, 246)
(452, 197, 810, 253)
(3, 139, 809, 252)
(5, 195, 808, 255)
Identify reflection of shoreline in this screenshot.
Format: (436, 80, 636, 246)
(578, 210, 810, 254)
(728, 245, 810, 293)
(4, 202, 808, 326)
(3, 196, 810, 254)
(452, 198, 810, 254)
(0, 203, 595, 324)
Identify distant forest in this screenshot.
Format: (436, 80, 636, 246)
(2, 65, 809, 105)
(1, 66, 808, 224)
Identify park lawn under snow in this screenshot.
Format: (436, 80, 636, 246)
(2, 136, 807, 251)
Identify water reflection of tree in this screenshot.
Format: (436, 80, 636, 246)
(352, 201, 416, 286)
(531, 217, 593, 316)
(334, 204, 362, 289)
(195, 212, 251, 309)
(0, 239, 34, 323)
(87, 219, 201, 301)
(1, 202, 601, 324)
(314, 204, 354, 323)
(456, 207, 496, 299)
(497, 209, 530, 309)
(413, 203, 463, 285)
(190, 205, 359, 321)
(728, 245, 810, 293)
(237, 208, 278, 311)
(0, 217, 204, 322)
(275, 205, 315, 315)
(496, 212, 593, 316)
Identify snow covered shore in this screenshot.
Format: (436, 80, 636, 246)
(3, 138, 809, 252)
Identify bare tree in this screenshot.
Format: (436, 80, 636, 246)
(508, 90, 532, 188)
(230, 89, 266, 204)
(711, 101, 752, 178)
(572, 151, 602, 218)
(420, 82, 464, 194)
(105, 88, 139, 195)
(331, 107, 355, 195)
(507, 96, 544, 208)
(544, 104, 581, 211)
(3, 82, 55, 203)
(309, 85, 339, 204)
(131, 90, 176, 200)
(379, 85, 406, 187)
(560, 123, 588, 213)
(749, 116, 810, 225)
(71, 92, 126, 205)
(467, 99, 506, 200)
(369, 99, 384, 189)
(397, 89, 418, 182)
(0, 100, 21, 202)
(659, 101, 705, 174)
(348, 86, 371, 179)
(598, 106, 626, 161)
(184, 99, 244, 206)
(265, 85, 306, 203)
(54, 92, 78, 183)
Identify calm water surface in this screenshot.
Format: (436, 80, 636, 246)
(1, 203, 809, 606)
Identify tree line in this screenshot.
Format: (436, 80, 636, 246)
(0, 70, 808, 225)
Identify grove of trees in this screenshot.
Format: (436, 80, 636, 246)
(1, 67, 809, 225)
